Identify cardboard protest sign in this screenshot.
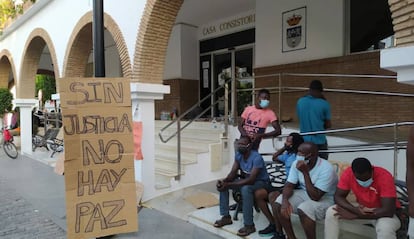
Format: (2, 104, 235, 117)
(59, 77, 138, 239)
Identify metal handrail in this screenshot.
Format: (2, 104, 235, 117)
(298, 121, 414, 136)
(158, 78, 232, 180)
(158, 71, 413, 181)
(158, 78, 231, 143)
(243, 72, 408, 121)
(271, 121, 414, 177)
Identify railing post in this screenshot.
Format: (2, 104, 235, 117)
(278, 73, 282, 123)
(175, 109, 181, 181)
(224, 82, 229, 137)
(393, 122, 398, 178)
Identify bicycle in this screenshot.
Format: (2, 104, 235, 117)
(1, 127, 18, 159)
(32, 128, 64, 157)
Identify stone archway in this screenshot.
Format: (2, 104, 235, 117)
(19, 28, 59, 99)
(132, 0, 184, 83)
(0, 50, 17, 89)
(63, 12, 132, 78)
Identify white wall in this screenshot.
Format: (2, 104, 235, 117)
(164, 23, 198, 80)
(198, 10, 255, 40)
(0, 0, 145, 78)
(255, 0, 345, 67)
(164, 25, 182, 79)
(180, 24, 198, 80)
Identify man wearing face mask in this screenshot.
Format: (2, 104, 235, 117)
(214, 136, 273, 237)
(272, 142, 337, 239)
(324, 157, 401, 239)
(238, 88, 281, 151)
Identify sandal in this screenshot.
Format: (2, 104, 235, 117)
(213, 215, 232, 227)
(237, 224, 256, 236)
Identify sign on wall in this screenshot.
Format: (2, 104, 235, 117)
(282, 6, 307, 52)
(59, 77, 138, 239)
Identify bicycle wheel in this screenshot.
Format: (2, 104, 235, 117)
(3, 142, 18, 159)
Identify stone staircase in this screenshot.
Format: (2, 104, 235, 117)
(154, 120, 226, 189)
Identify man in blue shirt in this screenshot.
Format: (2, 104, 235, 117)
(296, 80, 331, 159)
(214, 136, 272, 237)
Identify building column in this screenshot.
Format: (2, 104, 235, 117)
(381, 1, 414, 83)
(388, 0, 414, 47)
(130, 82, 170, 201)
(13, 99, 38, 155)
(381, 46, 414, 84)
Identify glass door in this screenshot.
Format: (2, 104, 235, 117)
(213, 52, 232, 117)
(199, 46, 253, 119)
(234, 48, 254, 117)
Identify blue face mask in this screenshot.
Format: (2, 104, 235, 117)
(357, 178, 373, 188)
(296, 155, 305, 161)
(296, 155, 310, 164)
(259, 99, 270, 108)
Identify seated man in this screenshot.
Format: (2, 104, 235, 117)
(325, 157, 401, 239)
(272, 142, 338, 239)
(214, 135, 272, 237)
(255, 132, 304, 236)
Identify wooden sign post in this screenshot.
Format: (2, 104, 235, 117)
(59, 77, 138, 239)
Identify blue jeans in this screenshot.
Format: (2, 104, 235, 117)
(219, 180, 270, 226)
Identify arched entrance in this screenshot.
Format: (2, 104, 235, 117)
(63, 12, 131, 78)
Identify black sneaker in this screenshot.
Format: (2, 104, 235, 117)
(270, 231, 286, 239)
(258, 224, 276, 236)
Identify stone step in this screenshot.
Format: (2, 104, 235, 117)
(188, 206, 375, 239)
(154, 120, 224, 190)
(155, 160, 185, 175)
(155, 143, 210, 154)
(157, 129, 224, 142)
(155, 120, 227, 131)
(155, 151, 197, 165)
(154, 174, 173, 189)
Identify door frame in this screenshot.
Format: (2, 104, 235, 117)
(199, 43, 255, 119)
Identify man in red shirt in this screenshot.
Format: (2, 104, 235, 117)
(324, 157, 401, 239)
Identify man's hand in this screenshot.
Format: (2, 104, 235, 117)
(281, 200, 293, 218)
(216, 180, 228, 192)
(333, 205, 358, 220)
(358, 205, 375, 215)
(296, 160, 309, 174)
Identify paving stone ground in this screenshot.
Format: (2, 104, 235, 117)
(0, 144, 223, 239)
(0, 177, 66, 239)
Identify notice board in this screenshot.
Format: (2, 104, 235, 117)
(59, 77, 138, 239)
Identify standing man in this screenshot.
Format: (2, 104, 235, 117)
(407, 126, 414, 238)
(296, 80, 331, 159)
(272, 142, 338, 239)
(239, 88, 281, 150)
(325, 157, 401, 239)
(214, 136, 273, 237)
